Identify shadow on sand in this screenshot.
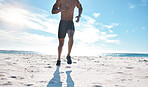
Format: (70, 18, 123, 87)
(66, 70, 74, 87)
(47, 66, 74, 87)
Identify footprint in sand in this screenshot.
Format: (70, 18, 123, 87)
(139, 60, 148, 62)
(1, 81, 12, 85)
(0, 74, 5, 77)
(93, 85, 102, 87)
(39, 81, 48, 83)
(121, 79, 126, 81)
(66, 66, 71, 68)
(126, 67, 134, 69)
(115, 84, 125, 87)
(140, 76, 148, 79)
(25, 84, 33, 86)
(10, 76, 24, 80)
(94, 61, 99, 63)
(48, 66, 52, 68)
(117, 72, 123, 74)
(44, 66, 52, 68)
(23, 57, 29, 59)
(4, 57, 11, 60)
(10, 76, 17, 78)
(1, 77, 6, 80)
(73, 62, 77, 64)
(145, 76, 148, 78)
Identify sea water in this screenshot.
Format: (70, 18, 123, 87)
(0, 50, 40, 55)
(101, 53, 148, 57)
(0, 50, 148, 57)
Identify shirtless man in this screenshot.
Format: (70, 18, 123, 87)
(52, 0, 82, 66)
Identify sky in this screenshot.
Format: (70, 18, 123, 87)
(0, 0, 148, 56)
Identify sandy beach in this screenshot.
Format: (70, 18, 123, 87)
(0, 54, 148, 87)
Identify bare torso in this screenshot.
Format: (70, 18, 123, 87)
(60, 0, 76, 20)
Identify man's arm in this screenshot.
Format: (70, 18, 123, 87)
(75, 0, 83, 22)
(52, 0, 61, 14)
(75, 0, 83, 17)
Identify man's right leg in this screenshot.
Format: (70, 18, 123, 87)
(58, 38, 64, 61)
(57, 38, 64, 66)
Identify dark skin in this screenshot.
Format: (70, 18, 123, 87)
(52, 0, 82, 22)
(52, 0, 83, 60)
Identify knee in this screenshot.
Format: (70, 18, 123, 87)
(59, 42, 64, 48)
(69, 34, 74, 38)
(69, 38, 73, 42)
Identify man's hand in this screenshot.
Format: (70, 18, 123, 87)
(75, 16, 80, 23)
(52, 0, 61, 14)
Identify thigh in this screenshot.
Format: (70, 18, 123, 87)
(58, 21, 67, 38)
(67, 30, 74, 38)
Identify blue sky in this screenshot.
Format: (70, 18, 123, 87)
(0, 0, 148, 55)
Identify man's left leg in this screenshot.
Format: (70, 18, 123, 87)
(67, 30, 74, 64)
(67, 30, 74, 56)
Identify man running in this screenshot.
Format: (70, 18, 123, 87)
(52, 0, 83, 66)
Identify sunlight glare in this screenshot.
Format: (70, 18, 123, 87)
(0, 5, 29, 25)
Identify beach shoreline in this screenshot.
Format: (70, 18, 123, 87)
(0, 53, 148, 87)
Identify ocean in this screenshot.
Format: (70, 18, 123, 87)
(0, 50, 40, 55)
(0, 50, 148, 57)
(101, 53, 148, 57)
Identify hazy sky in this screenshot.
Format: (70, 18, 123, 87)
(0, 0, 148, 56)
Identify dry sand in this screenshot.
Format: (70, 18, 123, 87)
(0, 54, 148, 87)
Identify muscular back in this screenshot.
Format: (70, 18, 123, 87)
(52, 0, 82, 20)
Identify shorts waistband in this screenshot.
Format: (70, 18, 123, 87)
(60, 20, 73, 22)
